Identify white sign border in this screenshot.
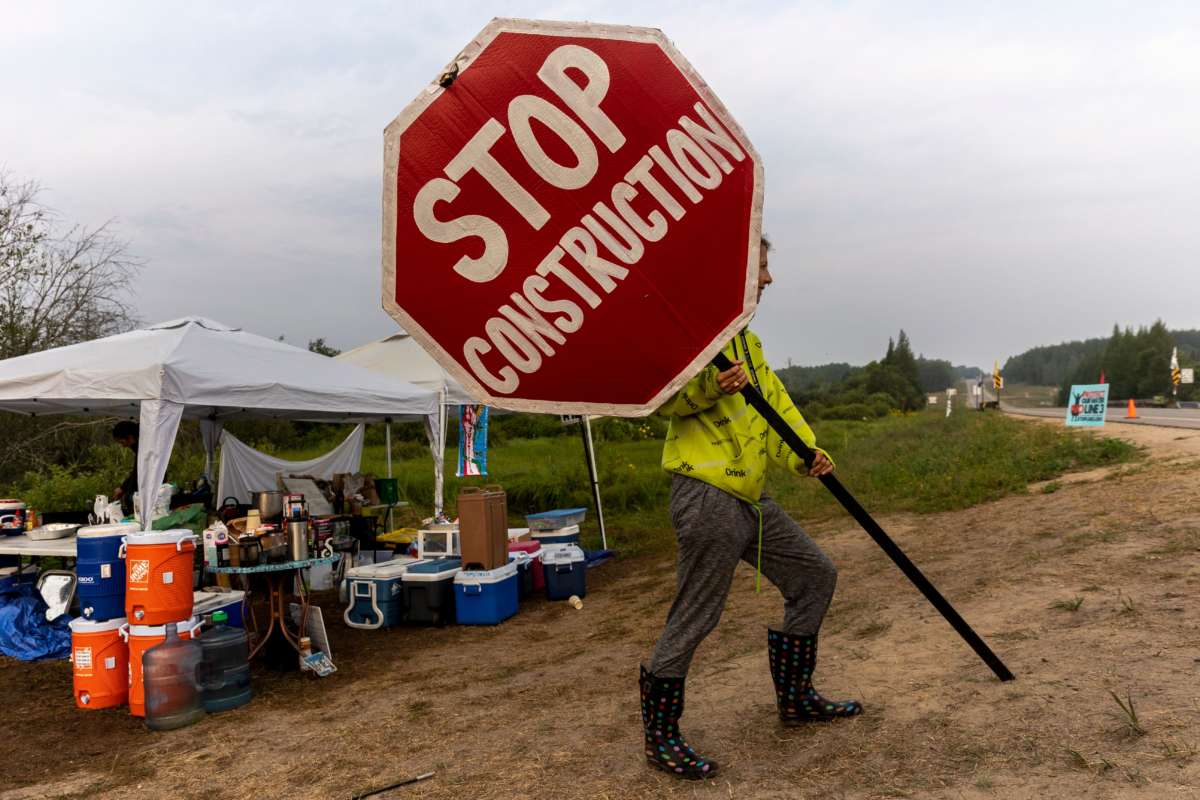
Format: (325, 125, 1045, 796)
(382, 17, 764, 417)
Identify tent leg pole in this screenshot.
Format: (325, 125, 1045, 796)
(580, 417, 606, 550)
(385, 421, 393, 478)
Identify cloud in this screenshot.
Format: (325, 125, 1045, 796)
(2, 1, 1198, 367)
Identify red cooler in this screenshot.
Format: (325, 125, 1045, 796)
(508, 540, 544, 593)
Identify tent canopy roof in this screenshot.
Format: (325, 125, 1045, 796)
(0, 317, 439, 422)
(336, 331, 476, 405)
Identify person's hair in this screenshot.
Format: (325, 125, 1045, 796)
(112, 421, 139, 441)
(761, 234, 772, 252)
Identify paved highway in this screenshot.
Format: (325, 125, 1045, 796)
(1001, 404, 1200, 430)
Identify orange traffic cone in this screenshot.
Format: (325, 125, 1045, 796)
(1126, 399, 1137, 419)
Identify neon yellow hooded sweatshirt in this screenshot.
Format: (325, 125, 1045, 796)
(661, 328, 830, 505)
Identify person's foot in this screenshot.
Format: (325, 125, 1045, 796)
(639, 666, 719, 780)
(767, 629, 863, 724)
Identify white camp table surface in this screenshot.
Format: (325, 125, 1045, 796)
(0, 533, 77, 558)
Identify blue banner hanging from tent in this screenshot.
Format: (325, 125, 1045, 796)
(457, 405, 489, 477)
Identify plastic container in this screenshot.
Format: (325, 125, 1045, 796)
(69, 616, 128, 709)
(0, 500, 27, 535)
(0, 564, 37, 589)
(121, 617, 202, 717)
(122, 529, 197, 625)
(198, 611, 252, 713)
(530, 524, 581, 549)
(417, 528, 460, 559)
(77, 522, 139, 621)
(142, 621, 205, 730)
(543, 545, 587, 601)
(507, 540, 545, 594)
(374, 477, 400, 506)
(525, 507, 586, 531)
(454, 561, 519, 625)
(343, 557, 420, 629)
(192, 590, 246, 628)
(458, 486, 508, 570)
(401, 557, 461, 626)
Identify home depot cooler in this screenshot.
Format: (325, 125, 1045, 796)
(122, 529, 197, 625)
(458, 486, 507, 570)
(69, 616, 128, 709)
(121, 617, 202, 717)
(77, 522, 139, 621)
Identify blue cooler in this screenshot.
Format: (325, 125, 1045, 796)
(193, 589, 247, 628)
(530, 524, 581, 548)
(402, 557, 461, 626)
(543, 545, 587, 601)
(454, 561, 519, 625)
(75, 522, 139, 621)
(343, 557, 420, 630)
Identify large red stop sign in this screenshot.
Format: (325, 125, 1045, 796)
(382, 18, 762, 415)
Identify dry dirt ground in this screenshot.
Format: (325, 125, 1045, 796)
(4, 417, 1200, 800)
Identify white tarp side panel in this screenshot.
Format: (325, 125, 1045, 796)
(217, 425, 365, 504)
(200, 419, 223, 480)
(137, 399, 185, 531)
(424, 406, 446, 514)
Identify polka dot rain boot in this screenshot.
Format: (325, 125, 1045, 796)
(639, 665, 718, 780)
(767, 629, 863, 724)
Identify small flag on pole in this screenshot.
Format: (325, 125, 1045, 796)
(1099, 368, 1106, 384)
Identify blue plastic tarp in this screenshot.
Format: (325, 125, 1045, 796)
(0, 584, 70, 661)
(584, 549, 616, 569)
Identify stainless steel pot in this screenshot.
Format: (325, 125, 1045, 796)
(251, 491, 284, 521)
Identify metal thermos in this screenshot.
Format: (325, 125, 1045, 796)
(287, 520, 309, 561)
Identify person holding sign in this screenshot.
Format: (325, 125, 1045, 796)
(640, 237, 862, 781)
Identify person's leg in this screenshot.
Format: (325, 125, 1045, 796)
(745, 495, 838, 635)
(647, 476, 755, 677)
(746, 496, 862, 723)
(641, 475, 755, 780)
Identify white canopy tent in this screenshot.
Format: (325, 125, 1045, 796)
(337, 332, 607, 547)
(0, 318, 440, 528)
(337, 332, 473, 516)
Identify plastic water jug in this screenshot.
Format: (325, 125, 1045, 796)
(142, 622, 205, 730)
(198, 610, 252, 713)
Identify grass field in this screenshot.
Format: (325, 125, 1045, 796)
(270, 409, 1139, 557)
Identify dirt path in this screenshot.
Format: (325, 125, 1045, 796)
(4, 419, 1200, 799)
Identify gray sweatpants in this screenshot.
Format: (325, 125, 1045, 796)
(648, 474, 838, 678)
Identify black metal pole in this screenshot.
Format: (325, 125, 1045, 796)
(712, 352, 1014, 682)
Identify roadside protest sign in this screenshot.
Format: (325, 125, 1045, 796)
(1065, 383, 1110, 427)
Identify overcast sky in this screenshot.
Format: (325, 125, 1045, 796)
(3, 1, 1198, 370)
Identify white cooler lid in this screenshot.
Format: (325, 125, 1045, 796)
(346, 557, 421, 580)
(454, 560, 518, 584)
(69, 616, 127, 633)
(542, 545, 585, 565)
(125, 528, 197, 546)
(78, 522, 140, 538)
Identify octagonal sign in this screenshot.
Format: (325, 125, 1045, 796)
(383, 18, 762, 415)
